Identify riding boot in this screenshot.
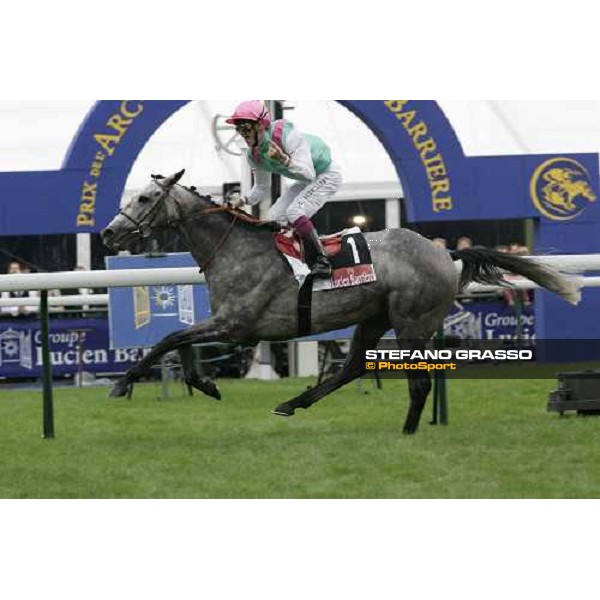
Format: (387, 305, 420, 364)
(302, 228, 332, 278)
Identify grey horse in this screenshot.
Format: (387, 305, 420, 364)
(101, 170, 580, 434)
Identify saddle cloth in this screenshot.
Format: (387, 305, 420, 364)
(275, 226, 377, 291)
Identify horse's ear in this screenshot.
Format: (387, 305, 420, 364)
(162, 169, 185, 187)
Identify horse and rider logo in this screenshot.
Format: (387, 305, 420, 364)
(530, 157, 596, 221)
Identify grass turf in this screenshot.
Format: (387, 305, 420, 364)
(1, 375, 599, 498)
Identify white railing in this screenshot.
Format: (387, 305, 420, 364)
(0, 254, 597, 296)
(528, 254, 600, 273)
(451, 253, 600, 273)
(467, 276, 600, 293)
(0, 268, 205, 293)
(0, 294, 109, 307)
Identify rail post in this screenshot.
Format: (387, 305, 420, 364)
(431, 326, 448, 426)
(40, 290, 55, 439)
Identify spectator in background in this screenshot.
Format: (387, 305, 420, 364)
(502, 242, 532, 307)
(432, 237, 447, 249)
(456, 236, 473, 250)
(60, 265, 94, 317)
(454, 238, 475, 303)
(0, 260, 38, 317)
(510, 242, 530, 256)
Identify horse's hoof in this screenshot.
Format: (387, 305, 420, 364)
(402, 426, 417, 435)
(110, 381, 131, 398)
(272, 404, 295, 417)
(200, 377, 221, 400)
(186, 375, 221, 401)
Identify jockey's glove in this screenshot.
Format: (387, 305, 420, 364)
(266, 141, 291, 166)
(228, 192, 246, 209)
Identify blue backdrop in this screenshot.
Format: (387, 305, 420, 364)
(0, 100, 598, 343)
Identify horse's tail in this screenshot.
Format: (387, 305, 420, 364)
(450, 247, 581, 306)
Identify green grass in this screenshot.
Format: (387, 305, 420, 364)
(1, 375, 600, 498)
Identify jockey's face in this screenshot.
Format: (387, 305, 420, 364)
(234, 119, 261, 147)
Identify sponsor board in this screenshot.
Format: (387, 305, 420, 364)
(0, 317, 144, 379)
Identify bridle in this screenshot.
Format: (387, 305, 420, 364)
(118, 182, 239, 273)
(118, 195, 166, 239)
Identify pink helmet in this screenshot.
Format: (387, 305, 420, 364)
(225, 100, 271, 128)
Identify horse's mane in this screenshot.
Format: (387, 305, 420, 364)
(175, 182, 280, 232)
(150, 172, 279, 232)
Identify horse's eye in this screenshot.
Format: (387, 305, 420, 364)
(139, 195, 149, 203)
(153, 191, 161, 198)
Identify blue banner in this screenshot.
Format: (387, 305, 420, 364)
(106, 253, 211, 349)
(444, 300, 535, 341)
(306, 300, 536, 343)
(0, 316, 143, 379)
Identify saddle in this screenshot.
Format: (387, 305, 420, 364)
(274, 229, 343, 263)
(274, 226, 377, 337)
(222, 207, 374, 290)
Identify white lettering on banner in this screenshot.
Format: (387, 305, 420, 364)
(34, 330, 87, 347)
(34, 345, 149, 367)
(485, 329, 534, 341)
(484, 312, 535, 328)
(93, 349, 108, 363)
(63, 350, 77, 365)
(35, 348, 79, 366)
(114, 348, 151, 363)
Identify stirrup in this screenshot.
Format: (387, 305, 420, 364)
(310, 255, 332, 278)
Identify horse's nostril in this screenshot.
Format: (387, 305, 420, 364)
(102, 228, 114, 239)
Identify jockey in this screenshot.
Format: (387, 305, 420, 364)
(226, 100, 342, 278)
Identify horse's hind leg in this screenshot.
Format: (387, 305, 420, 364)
(390, 321, 437, 434)
(403, 357, 432, 434)
(273, 315, 389, 416)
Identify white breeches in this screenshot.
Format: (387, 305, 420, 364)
(267, 163, 342, 224)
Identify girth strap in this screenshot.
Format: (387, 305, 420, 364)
(297, 274, 314, 337)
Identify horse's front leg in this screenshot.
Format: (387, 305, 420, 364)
(178, 345, 221, 400)
(110, 318, 231, 398)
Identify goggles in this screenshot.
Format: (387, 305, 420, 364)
(234, 120, 258, 135)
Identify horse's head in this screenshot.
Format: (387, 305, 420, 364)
(101, 169, 185, 252)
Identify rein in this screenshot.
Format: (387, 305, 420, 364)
(188, 208, 240, 273)
(166, 196, 240, 273)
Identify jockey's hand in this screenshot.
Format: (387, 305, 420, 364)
(228, 192, 246, 209)
(266, 141, 291, 166)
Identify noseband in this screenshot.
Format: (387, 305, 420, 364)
(118, 197, 166, 239)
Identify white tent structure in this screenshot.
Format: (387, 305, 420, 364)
(3, 100, 600, 200)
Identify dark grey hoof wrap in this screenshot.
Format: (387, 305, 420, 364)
(110, 380, 132, 398)
(272, 404, 295, 417)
